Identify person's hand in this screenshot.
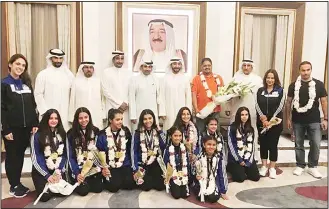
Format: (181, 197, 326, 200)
(196, 175, 202, 180)
(131, 119, 137, 124)
(77, 174, 85, 183)
(133, 172, 138, 181)
(47, 175, 57, 184)
(119, 102, 128, 112)
(31, 127, 38, 134)
(221, 193, 229, 200)
(160, 116, 166, 120)
(287, 119, 292, 130)
(263, 121, 270, 128)
(4, 133, 13, 141)
(260, 115, 267, 122)
(102, 168, 111, 177)
(321, 120, 328, 131)
(240, 161, 245, 166)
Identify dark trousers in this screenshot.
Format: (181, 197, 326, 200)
(75, 172, 104, 196)
(139, 161, 165, 191)
(103, 166, 136, 193)
(3, 127, 31, 187)
(258, 125, 282, 161)
(227, 160, 260, 183)
(31, 167, 66, 202)
(169, 179, 188, 199)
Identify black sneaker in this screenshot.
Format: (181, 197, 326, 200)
(9, 185, 27, 198)
(19, 183, 30, 194)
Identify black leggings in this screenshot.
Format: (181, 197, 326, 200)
(227, 160, 260, 183)
(169, 179, 188, 199)
(258, 125, 282, 161)
(75, 173, 104, 196)
(139, 161, 165, 191)
(103, 166, 136, 193)
(31, 167, 66, 202)
(3, 127, 31, 187)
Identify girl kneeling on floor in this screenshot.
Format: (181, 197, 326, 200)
(163, 126, 190, 199)
(31, 109, 68, 202)
(97, 108, 136, 192)
(67, 107, 104, 196)
(193, 135, 229, 203)
(131, 109, 166, 191)
(227, 106, 260, 183)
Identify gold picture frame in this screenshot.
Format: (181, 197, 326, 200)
(115, 2, 207, 76)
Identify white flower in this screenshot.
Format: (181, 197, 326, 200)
(237, 140, 244, 148)
(217, 143, 222, 151)
(247, 143, 252, 152)
(57, 144, 64, 155)
(244, 152, 251, 160)
(44, 146, 51, 157)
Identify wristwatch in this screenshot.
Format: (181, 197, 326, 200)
(324, 118, 328, 121)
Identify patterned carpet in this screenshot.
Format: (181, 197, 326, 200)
(1, 167, 328, 208)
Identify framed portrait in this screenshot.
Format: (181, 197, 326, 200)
(116, 2, 206, 77)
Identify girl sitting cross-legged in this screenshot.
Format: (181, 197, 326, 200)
(66, 107, 104, 196)
(163, 126, 190, 199)
(96, 108, 136, 193)
(227, 106, 260, 183)
(192, 135, 229, 203)
(131, 109, 166, 191)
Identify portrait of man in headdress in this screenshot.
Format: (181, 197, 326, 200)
(132, 15, 188, 73)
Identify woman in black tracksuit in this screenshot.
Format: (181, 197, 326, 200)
(255, 69, 285, 179)
(1, 54, 39, 198)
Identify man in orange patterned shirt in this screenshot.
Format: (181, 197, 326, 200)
(191, 58, 224, 132)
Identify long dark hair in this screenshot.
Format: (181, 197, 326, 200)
(263, 69, 281, 88)
(173, 107, 194, 130)
(231, 106, 254, 135)
(8, 54, 32, 88)
(69, 107, 98, 150)
(38, 109, 66, 151)
(136, 109, 158, 132)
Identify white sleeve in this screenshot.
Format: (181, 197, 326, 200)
(101, 69, 123, 108)
(129, 77, 137, 120)
(157, 77, 165, 117)
(68, 81, 76, 122)
(34, 71, 48, 116)
(185, 77, 192, 111)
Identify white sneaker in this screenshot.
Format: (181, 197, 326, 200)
(307, 167, 323, 179)
(269, 168, 276, 179)
(293, 167, 305, 176)
(259, 166, 268, 177)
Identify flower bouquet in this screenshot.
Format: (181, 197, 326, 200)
(260, 117, 282, 134)
(196, 81, 254, 119)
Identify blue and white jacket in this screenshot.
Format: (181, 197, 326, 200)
(131, 129, 166, 172)
(96, 126, 133, 168)
(31, 132, 67, 180)
(195, 152, 228, 195)
(227, 125, 255, 167)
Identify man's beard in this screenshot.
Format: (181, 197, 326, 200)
(172, 68, 181, 74)
(84, 72, 93, 78)
(52, 62, 63, 68)
(114, 63, 123, 68)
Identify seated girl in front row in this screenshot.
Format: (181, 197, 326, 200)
(31, 109, 67, 202)
(96, 108, 136, 193)
(131, 109, 166, 191)
(227, 107, 260, 183)
(163, 126, 190, 199)
(192, 135, 229, 203)
(66, 107, 103, 196)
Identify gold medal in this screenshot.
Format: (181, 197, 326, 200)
(50, 152, 58, 159)
(115, 151, 124, 159)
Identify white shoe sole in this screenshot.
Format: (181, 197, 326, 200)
(307, 171, 322, 179)
(9, 192, 28, 198)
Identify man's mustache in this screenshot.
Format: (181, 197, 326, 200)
(152, 38, 163, 42)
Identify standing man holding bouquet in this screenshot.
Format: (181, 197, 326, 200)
(191, 58, 224, 133)
(231, 59, 263, 161)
